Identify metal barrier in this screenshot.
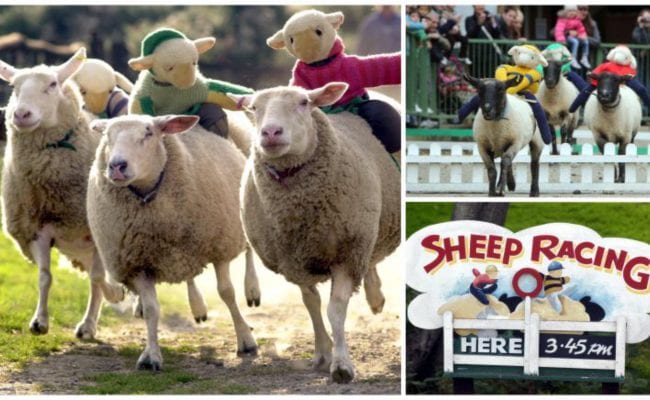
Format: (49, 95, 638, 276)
(406, 35, 650, 126)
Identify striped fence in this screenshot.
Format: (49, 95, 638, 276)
(406, 141, 650, 194)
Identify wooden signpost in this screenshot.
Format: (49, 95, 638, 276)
(406, 221, 650, 393)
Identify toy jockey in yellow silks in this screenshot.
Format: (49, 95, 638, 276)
(458, 44, 553, 144)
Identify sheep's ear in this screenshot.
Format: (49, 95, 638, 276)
(507, 46, 520, 56)
(128, 55, 154, 71)
(154, 115, 199, 135)
(227, 93, 253, 110)
(266, 30, 286, 50)
(307, 82, 348, 107)
(463, 73, 480, 88)
(0, 59, 17, 82)
(90, 118, 109, 134)
(56, 47, 86, 84)
(325, 12, 345, 30)
(194, 37, 216, 55)
(114, 71, 133, 93)
(538, 53, 548, 67)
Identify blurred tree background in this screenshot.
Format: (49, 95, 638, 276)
(0, 5, 385, 103)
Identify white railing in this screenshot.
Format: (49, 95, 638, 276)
(443, 297, 626, 378)
(406, 141, 650, 194)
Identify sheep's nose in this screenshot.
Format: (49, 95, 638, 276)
(14, 109, 31, 120)
(262, 125, 283, 138)
(109, 159, 128, 173)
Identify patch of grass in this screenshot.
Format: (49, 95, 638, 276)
(80, 370, 198, 394)
(0, 232, 115, 366)
(169, 380, 255, 395)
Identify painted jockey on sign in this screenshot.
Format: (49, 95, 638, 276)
(470, 264, 499, 307)
(542, 261, 571, 314)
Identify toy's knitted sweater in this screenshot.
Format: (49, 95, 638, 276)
(589, 62, 637, 86)
(495, 64, 543, 95)
(291, 38, 401, 108)
(132, 71, 253, 115)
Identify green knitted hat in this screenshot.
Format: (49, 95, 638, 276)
(141, 28, 187, 57)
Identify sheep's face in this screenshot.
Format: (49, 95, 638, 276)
(508, 45, 547, 69)
(231, 82, 349, 160)
(267, 10, 343, 64)
(0, 48, 86, 133)
(542, 60, 563, 89)
(465, 74, 519, 121)
(73, 59, 117, 114)
(129, 38, 215, 90)
(590, 72, 633, 107)
(91, 115, 199, 187)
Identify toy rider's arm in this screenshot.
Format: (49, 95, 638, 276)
(495, 64, 541, 94)
(206, 79, 255, 110)
(349, 52, 401, 88)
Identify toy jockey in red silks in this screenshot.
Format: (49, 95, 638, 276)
(569, 45, 650, 112)
(469, 265, 499, 306)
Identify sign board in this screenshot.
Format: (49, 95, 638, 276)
(406, 221, 650, 382)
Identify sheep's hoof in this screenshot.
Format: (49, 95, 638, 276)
(312, 353, 332, 372)
(74, 321, 96, 340)
(137, 353, 162, 372)
(330, 360, 355, 384)
(194, 315, 208, 324)
(246, 297, 261, 307)
(29, 319, 48, 335)
(530, 191, 540, 197)
(103, 284, 126, 304)
(237, 344, 258, 357)
(369, 297, 385, 315)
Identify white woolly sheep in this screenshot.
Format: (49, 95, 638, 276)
(87, 114, 257, 371)
(0, 48, 125, 339)
(464, 75, 544, 197)
(584, 72, 642, 182)
(230, 82, 400, 383)
(537, 60, 578, 155)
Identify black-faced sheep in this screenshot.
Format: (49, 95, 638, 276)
(87, 114, 257, 371)
(230, 82, 400, 383)
(464, 74, 544, 197)
(584, 72, 642, 182)
(0, 48, 125, 339)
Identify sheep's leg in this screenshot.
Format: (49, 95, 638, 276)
(244, 246, 261, 307)
(300, 285, 333, 372)
(186, 279, 208, 323)
(549, 120, 559, 155)
(364, 263, 384, 314)
(529, 140, 543, 197)
(478, 148, 497, 196)
(28, 231, 53, 335)
(616, 140, 628, 183)
(93, 252, 125, 303)
(498, 152, 514, 196)
(213, 262, 257, 356)
(131, 272, 162, 371)
(133, 295, 143, 319)
(328, 266, 355, 384)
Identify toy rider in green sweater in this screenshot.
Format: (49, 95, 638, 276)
(128, 28, 253, 138)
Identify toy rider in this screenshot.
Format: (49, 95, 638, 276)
(569, 45, 650, 113)
(458, 45, 553, 145)
(470, 265, 499, 307)
(539, 42, 588, 91)
(542, 261, 571, 314)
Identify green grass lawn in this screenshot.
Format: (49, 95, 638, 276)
(406, 202, 650, 394)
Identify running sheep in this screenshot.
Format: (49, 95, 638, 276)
(0, 48, 125, 339)
(230, 82, 400, 383)
(87, 114, 258, 371)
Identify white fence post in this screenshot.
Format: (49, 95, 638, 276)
(444, 311, 454, 373)
(615, 316, 626, 378)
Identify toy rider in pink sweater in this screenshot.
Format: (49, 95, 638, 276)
(267, 9, 401, 153)
(470, 265, 499, 306)
(554, 5, 591, 69)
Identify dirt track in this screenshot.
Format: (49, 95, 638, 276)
(0, 249, 402, 394)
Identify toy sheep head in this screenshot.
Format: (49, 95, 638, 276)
(464, 74, 519, 121)
(541, 43, 572, 63)
(228, 82, 348, 159)
(73, 58, 133, 114)
(267, 9, 344, 64)
(0, 47, 86, 132)
(128, 28, 216, 90)
(606, 45, 637, 68)
(91, 114, 199, 186)
(508, 45, 547, 69)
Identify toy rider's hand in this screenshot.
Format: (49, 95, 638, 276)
(565, 277, 571, 283)
(507, 71, 523, 84)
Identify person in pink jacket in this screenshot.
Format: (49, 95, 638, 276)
(554, 5, 591, 69)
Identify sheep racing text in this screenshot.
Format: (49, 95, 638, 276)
(420, 233, 650, 293)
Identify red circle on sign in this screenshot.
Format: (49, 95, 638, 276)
(512, 267, 543, 298)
